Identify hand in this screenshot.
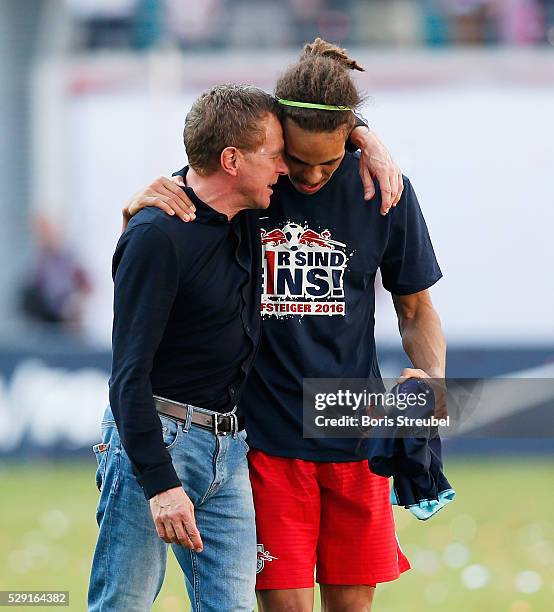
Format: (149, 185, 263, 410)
(350, 127, 404, 216)
(149, 486, 203, 552)
(396, 368, 448, 419)
(122, 175, 196, 229)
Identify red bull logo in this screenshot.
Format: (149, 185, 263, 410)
(261, 223, 348, 317)
(257, 544, 278, 573)
(260, 228, 287, 247)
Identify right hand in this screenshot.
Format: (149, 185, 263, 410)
(149, 486, 203, 552)
(123, 175, 195, 228)
(396, 368, 448, 420)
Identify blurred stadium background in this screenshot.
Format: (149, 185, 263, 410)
(0, 0, 553, 610)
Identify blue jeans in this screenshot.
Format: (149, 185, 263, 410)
(88, 405, 256, 611)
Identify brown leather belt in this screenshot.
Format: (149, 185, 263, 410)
(154, 396, 244, 436)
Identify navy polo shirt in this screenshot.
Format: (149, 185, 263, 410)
(109, 181, 261, 498)
(241, 151, 442, 462)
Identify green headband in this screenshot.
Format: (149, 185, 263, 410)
(278, 99, 351, 111)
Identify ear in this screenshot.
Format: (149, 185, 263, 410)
(220, 146, 240, 176)
(340, 123, 352, 142)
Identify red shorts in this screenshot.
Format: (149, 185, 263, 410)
(248, 449, 410, 590)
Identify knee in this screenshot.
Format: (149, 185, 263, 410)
(322, 601, 372, 612)
(323, 605, 372, 612)
(321, 585, 374, 612)
(259, 604, 311, 612)
(257, 591, 312, 612)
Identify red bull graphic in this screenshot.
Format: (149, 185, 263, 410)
(260, 228, 287, 247)
(256, 544, 278, 573)
(261, 222, 348, 317)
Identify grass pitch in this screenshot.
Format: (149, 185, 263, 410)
(0, 458, 552, 611)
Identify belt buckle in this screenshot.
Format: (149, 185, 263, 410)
(213, 412, 238, 437)
(212, 414, 223, 436)
(230, 412, 238, 438)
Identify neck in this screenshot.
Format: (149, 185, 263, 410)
(186, 168, 248, 220)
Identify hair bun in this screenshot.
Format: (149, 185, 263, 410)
(303, 38, 365, 72)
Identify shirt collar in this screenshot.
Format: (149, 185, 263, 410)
(173, 166, 243, 226)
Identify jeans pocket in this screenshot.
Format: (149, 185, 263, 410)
(159, 414, 181, 450)
(93, 442, 110, 492)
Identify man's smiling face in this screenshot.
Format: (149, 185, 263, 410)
(283, 119, 349, 195)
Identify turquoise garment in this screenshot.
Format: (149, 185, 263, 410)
(391, 487, 456, 520)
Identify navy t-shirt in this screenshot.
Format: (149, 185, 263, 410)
(240, 151, 442, 462)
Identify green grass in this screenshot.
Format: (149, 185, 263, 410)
(1, 458, 553, 611)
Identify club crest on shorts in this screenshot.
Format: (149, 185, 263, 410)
(257, 543, 278, 573)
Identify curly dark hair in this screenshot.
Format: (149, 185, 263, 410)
(274, 38, 365, 133)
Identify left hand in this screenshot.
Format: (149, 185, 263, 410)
(350, 126, 404, 216)
(396, 368, 448, 419)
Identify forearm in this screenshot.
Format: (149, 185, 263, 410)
(110, 299, 180, 498)
(398, 302, 446, 378)
(109, 366, 180, 499)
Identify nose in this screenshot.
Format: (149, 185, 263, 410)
(301, 167, 323, 186)
(276, 156, 288, 175)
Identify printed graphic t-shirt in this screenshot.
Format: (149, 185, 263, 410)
(240, 151, 442, 462)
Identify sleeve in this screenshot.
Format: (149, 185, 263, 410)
(109, 223, 182, 499)
(380, 177, 443, 295)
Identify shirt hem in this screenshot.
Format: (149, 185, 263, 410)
(249, 445, 367, 463)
